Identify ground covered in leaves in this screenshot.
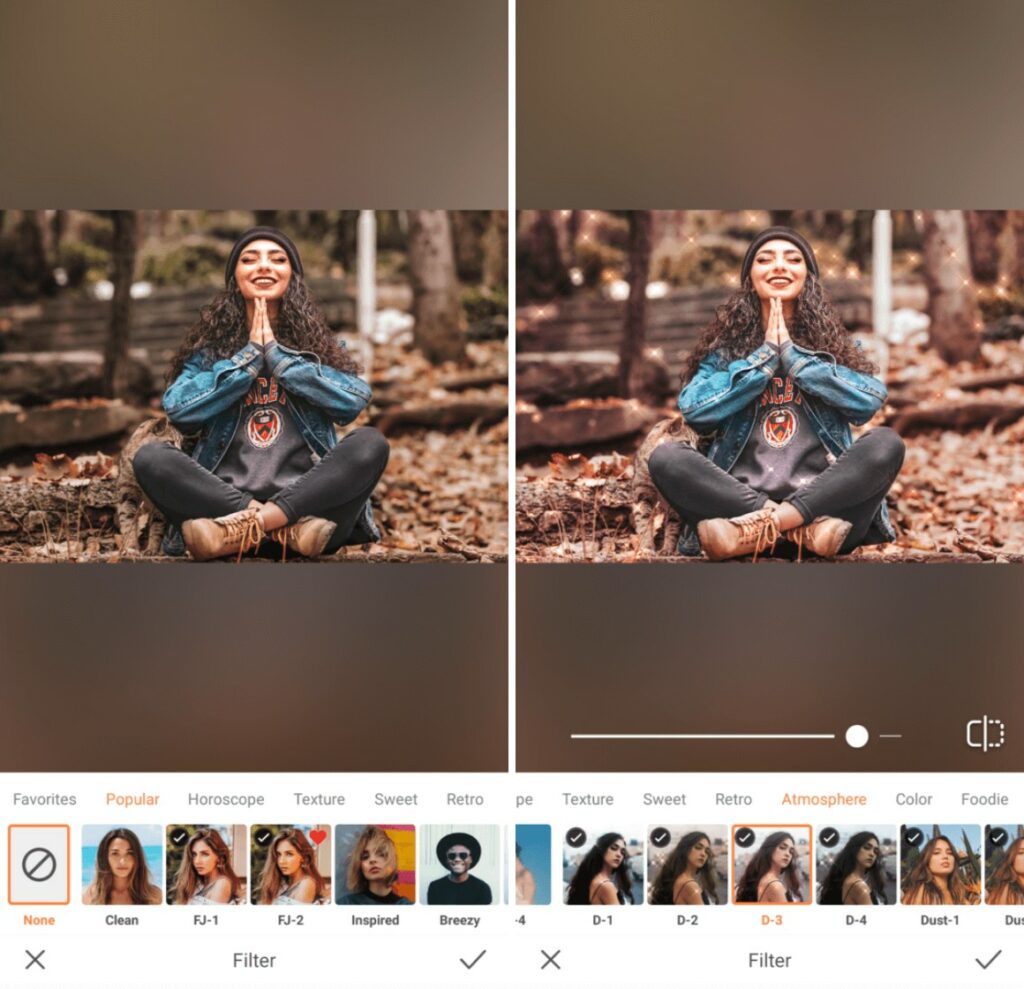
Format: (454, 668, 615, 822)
(517, 339, 1024, 563)
(0, 341, 508, 563)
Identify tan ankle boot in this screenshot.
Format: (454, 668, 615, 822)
(270, 517, 337, 560)
(787, 516, 852, 561)
(182, 507, 266, 561)
(697, 506, 780, 562)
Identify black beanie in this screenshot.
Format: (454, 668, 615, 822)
(225, 227, 304, 286)
(740, 227, 819, 285)
(437, 832, 481, 869)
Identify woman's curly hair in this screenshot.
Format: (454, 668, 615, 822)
(167, 275, 361, 383)
(680, 273, 876, 384)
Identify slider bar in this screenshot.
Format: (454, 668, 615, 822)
(571, 732, 837, 740)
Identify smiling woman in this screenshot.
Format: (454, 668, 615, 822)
(647, 225, 905, 562)
(131, 226, 390, 562)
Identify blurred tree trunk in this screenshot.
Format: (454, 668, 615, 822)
(618, 211, 652, 398)
(921, 210, 981, 363)
(966, 210, 1005, 285)
(11, 211, 54, 300)
(892, 209, 921, 249)
(50, 210, 66, 266)
(519, 210, 571, 301)
(333, 210, 359, 270)
(1010, 211, 1024, 288)
(821, 210, 844, 240)
(253, 210, 278, 227)
(770, 210, 794, 228)
(450, 210, 489, 282)
(481, 210, 508, 290)
(407, 210, 466, 364)
(102, 210, 138, 398)
(566, 209, 581, 267)
(849, 210, 873, 271)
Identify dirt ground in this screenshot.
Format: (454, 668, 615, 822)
(516, 339, 1024, 563)
(0, 341, 508, 563)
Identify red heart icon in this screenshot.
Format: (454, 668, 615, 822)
(309, 829, 327, 846)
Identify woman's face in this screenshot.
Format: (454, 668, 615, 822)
(234, 239, 292, 302)
(687, 837, 711, 871)
(191, 839, 219, 878)
(275, 839, 304, 878)
(856, 837, 880, 871)
(604, 839, 627, 870)
(1013, 843, 1024, 876)
(107, 838, 137, 881)
(360, 842, 391, 882)
(749, 238, 808, 302)
(771, 837, 795, 871)
(928, 840, 956, 876)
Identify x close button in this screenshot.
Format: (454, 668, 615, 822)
(25, 949, 46, 971)
(541, 948, 562, 970)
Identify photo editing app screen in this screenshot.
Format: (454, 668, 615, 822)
(4, 1, 1024, 987)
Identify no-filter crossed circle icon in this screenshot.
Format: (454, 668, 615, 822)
(22, 847, 57, 883)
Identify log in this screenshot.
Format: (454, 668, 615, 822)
(516, 399, 663, 451)
(886, 400, 1024, 433)
(370, 397, 507, 433)
(436, 369, 508, 392)
(517, 349, 672, 406)
(0, 350, 153, 404)
(956, 370, 1024, 392)
(0, 401, 148, 452)
(516, 477, 633, 533)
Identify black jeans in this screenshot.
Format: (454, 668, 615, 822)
(133, 426, 390, 551)
(648, 427, 905, 553)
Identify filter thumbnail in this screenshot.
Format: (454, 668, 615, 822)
(335, 825, 415, 905)
(985, 824, 1024, 905)
(647, 826, 727, 905)
(900, 824, 981, 905)
(82, 825, 163, 906)
(420, 826, 500, 906)
(165, 825, 247, 905)
(563, 828, 642, 905)
(515, 824, 552, 906)
(250, 825, 332, 905)
(732, 826, 812, 905)
(815, 826, 896, 905)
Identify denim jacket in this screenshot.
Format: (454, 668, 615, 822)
(160, 340, 378, 554)
(674, 340, 893, 555)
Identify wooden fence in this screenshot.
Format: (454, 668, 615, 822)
(0, 279, 357, 377)
(517, 280, 873, 377)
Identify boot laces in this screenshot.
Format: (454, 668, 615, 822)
(220, 511, 265, 562)
(270, 526, 292, 562)
(742, 512, 779, 563)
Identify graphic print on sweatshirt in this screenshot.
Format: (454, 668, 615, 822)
(244, 376, 287, 449)
(730, 372, 830, 502)
(760, 375, 801, 449)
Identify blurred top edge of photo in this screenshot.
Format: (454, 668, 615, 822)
(515, 209, 1024, 565)
(0, 209, 509, 565)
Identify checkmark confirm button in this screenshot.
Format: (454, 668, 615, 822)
(976, 950, 1002, 971)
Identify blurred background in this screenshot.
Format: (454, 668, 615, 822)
(0, 209, 508, 562)
(516, 209, 1024, 562)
